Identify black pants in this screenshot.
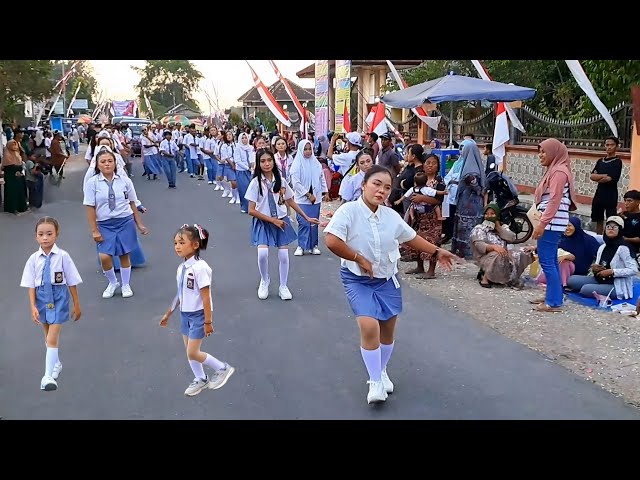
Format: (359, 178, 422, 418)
(27, 176, 44, 208)
(443, 204, 457, 240)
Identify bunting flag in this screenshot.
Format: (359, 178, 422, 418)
(492, 101, 510, 169)
(386, 60, 441, 131)
(245, 61, 291, 127)
(66, 81, 82, 116)
(565, 60, 618, 138)
(45, 85, 65, 121)
(143, 93, 154, 119)
(269, 60, 308, 134)
(470, 60, 525, 133)
(343, 103, 351, 133)
(53, 61, 79, 91)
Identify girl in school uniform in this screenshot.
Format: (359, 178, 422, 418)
(219, 131, 239, 204)
(83, 149, 149, 299)
(160, 224, 235, 397)
(233, 132, 255, 213)
(20, 216, 82, 391)
(84, 144, 147, 269)
(338, 148, 374, 203)
(245, 148, 321, 301)
(289, 139, 330, 256)
(324, 165, 458, 405)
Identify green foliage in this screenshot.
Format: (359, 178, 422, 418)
(0, 60, 56, 119)
(133, 61, 204, 113)
(388, 60, 637, 120)
(52, 61, 99, 111)
(228, 112, 242, 125)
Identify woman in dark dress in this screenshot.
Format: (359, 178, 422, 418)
(1, 139, 29, 215)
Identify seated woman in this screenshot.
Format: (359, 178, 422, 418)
(566, 216, 638, 300)
(470, 204, 535, 288)
(537, 216, 600, 287)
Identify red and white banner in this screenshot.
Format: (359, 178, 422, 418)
(492, 102, 510, 169)
(386, 60, 441, 131)
(470, 60, 525, 133)
(269, 60, 307, 134)
(369, 103, 389, 137)
(565, 60, 618, 138)
(343, 103, 351, 133)
(245, 61, 291, 127)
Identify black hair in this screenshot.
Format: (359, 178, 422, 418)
(408, 144, 425, 163)
(252, 148, 282, 197)
(35, 216, 60, 233)
(414, 172, 427, 186)
(624, 190, 640, 201)
(356, 147, 375, 162)
(175, 224, 210, 259)
(484, 143, 493, 152)
(605, 136, 620, 146)
(94, 148, 118, 175)
(463, 133, 475, 139)
(363, 164, 393, 184)
(368, 132, 378, 142)
(423, 152, 440, 172)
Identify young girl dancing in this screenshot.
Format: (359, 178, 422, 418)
(160, 224, 235, 397)
(20, 216, 82, 391)
(244, 148, 321, 301)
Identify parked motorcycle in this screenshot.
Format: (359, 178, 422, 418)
(486, 170, 533, 244)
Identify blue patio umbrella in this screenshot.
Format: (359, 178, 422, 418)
(380, 72, 536, 145)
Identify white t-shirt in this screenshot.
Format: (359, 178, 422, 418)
(175, 256, 212, 312)
(21, 244, 83, 288)
(244, 174, 294, 219)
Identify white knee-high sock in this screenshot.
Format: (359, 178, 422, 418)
(278, 249, 289, 287)
(120, 266, 131, 286)
(258, 248, 269, 282)
(45, 347, 59, 377)
(188, 360, 206, 380)
(360, 346, 382, 382)
(203, 353, 226, 371)
(103, 268, 118, 285)
(380, 342, 394, 370)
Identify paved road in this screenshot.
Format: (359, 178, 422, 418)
(1, 153, 639, 420)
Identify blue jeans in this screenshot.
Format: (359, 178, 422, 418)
(204, 158, 216, 182)
(537, 229, 564, 307)
(162, 157, 177, 187)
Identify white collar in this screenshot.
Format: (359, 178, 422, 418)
(39, 244, 60, 257)
(357, 196, 379, 220)
(98, 172, 121, 182)
(182, 256, 198, 268)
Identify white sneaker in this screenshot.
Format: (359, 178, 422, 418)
(234, 197, 241, 204)
(381, 368, 394, 394)
(52, 362, 63, 380)
(40, 375, 57, 391)
(312, 247, 321, 255)
(208, 364, 235, 390)
(121, 284, 134, 298)
(367, 380, 388, 404)
(102, 282, 120, 299)
(208, 181, 213, 185)
(279, 285, 292, 300)
(228, 196, 235, 204)
(294, 247, 304, 256)
(214, 185, 222, 191)
(258, 278, 270, 300)
(184, 376, 210, 397)
(222, 190, 230, 198)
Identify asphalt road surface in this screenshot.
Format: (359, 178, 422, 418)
(1, 153, 638, 420)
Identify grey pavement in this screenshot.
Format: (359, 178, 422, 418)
(1, 153, 639, 420)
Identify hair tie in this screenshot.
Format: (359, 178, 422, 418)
(193, 223, 206, 240)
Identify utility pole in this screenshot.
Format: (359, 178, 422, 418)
(61, 62, 66, 117)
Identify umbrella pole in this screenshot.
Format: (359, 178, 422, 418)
(449, 102, 453, 147)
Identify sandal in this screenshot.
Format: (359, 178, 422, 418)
(478, 280, 492, 288)
(417, 273, 436, 280)
(405, 267, 425, 275)
(529, 297, 546, 304)
(533, 304, 562, 313)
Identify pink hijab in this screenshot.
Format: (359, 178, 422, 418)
(534, 138, 577, 211)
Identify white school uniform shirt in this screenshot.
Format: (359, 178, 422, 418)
(339, 170, 364, 202)
(234, 145, 254, 172)
(219, 143, 235, 165)
(184, 133, 198, 159)
(244, 174, 294, 219)
(198, 136, 209, 159)
(160, 138, 178, 157)
(203, 137, 217, 160)
(45, 137, 52, 158)
(324, 196, 417, 280)
(176, 256, 213, 313)
(330, 150, 358, 176)
(21, 244, 83, 288)
(83, 172, 139, 222)
(141, 135, 158, 156)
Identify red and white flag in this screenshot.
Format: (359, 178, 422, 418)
(386, 60, 441, 131)
(492, 101, 510, 168)
(470, 60, 525, 133)
(565, 60, 618, 138)
(369, 103, 389, 137)
(268, 60, 308, 135)
(246, 61, 291, 127)
(343, 103, 351, 133)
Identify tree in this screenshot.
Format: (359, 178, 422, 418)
(0, 60, 56, 120)
(51, 61, 99, 112)
(228, 111, 242, 126)
(133, 61, 204, 116)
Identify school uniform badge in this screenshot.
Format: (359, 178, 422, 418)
(186, 276, 195, 290)
(54, 272, 64, 283)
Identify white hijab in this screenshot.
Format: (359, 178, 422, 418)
(83, 145, 127, 186)
(289, 139, 322, 194)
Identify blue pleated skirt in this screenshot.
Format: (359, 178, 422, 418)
(96, 215, 139, 257)
(251, 216, 298, 247)
(340, 267, 402, 321)
(36, 284, 70, 325)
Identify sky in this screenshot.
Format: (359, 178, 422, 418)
(88, 60, 315, 112)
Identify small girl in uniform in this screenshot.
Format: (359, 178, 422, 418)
(160, 224, 235, 397)
(244, 148, 321, 301)
(20, 216, 82, 391)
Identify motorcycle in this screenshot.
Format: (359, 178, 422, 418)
(486, 170, 533, 244)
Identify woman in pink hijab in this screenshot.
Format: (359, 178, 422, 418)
(530, 138, 577, 312)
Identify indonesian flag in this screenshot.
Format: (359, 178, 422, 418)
(343, 103, 351, 133)
(493, 101, 509, 169)
(268, 60, 307, 134)
(386, 60, 441, 131)
(245, 61, 291, 127)
(565, 60, 618, 138)
(470, 60, 525, 133)
(369, 103, 389, 137)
